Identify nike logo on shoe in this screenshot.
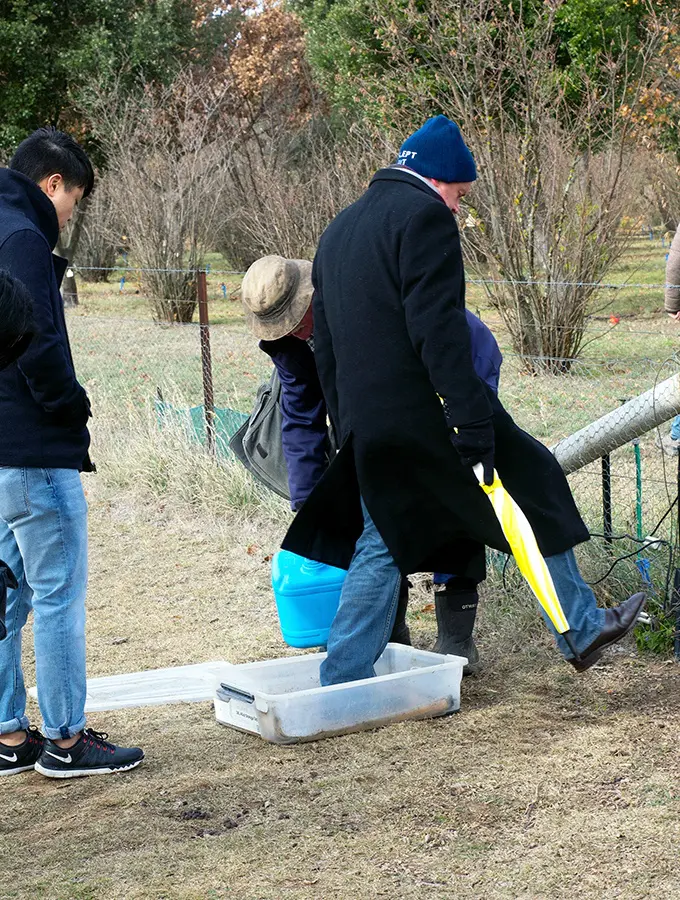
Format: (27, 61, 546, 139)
(45, 750, 72, 763)
(0, 751, 18, 763)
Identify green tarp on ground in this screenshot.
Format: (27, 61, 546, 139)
(155, 400, 249, 456)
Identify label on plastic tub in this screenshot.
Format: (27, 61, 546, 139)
(214, 695, 261, 735)
(233, 703, 259, 727)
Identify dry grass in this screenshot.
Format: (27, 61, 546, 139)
(2, 450, 680, 900)
(2, 239, 680, 898)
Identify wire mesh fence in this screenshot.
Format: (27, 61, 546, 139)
(64, 264, 680, 652)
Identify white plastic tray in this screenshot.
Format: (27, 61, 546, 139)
(29, 661, 227, 712)
(214, 643, 465, 744)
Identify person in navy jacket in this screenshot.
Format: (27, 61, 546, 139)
(241, 256, 328, 513)
(0, 128, 144, 779)
(242, 255, 503, 670)
(0, 269, 34, 369)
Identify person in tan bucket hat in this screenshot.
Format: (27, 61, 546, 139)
(242, 256, 314, 341)
(240, 255, 330, 514)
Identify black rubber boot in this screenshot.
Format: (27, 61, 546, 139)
(389, 577, 412, 645)
(432, 582, 480, 676)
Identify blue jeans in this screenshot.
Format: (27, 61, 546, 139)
(432, 572, 454, 585)
(320, 500, 402, 686)
(544, 549, 605, 659)
(0, 467, 88, 739)
(671, 415, 680, 441)
(320, 502, 607, 682)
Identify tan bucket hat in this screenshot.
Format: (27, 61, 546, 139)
(241, 256, 313, 340)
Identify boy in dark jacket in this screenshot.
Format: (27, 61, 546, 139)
(0, 128, 143, 778)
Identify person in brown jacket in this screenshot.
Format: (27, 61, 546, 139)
(658, 223, 680, 455)
(664, 223, 680, 320)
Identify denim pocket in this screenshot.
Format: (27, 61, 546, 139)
(0, 467, 31, 524)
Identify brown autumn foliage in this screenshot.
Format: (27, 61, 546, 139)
(622, 22, 680, 228)
(230, 3, 318, 129)
(81, 1, 342, 312)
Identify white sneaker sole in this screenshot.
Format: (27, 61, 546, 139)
(0, 763, 38, 777)
(34, 758, 143, 779)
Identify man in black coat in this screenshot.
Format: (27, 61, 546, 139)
(0, 128, 144, 778)
(283, 115, 645, 685)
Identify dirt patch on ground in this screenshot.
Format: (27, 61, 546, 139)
(2, 481, 680, 900)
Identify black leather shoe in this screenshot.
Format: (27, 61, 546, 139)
(569, 592, 646, 672)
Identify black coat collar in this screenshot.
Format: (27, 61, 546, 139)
(0, 167, 60, 250)
(369, 167, 446, 204)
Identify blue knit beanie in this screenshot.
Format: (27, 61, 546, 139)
(397, 116, 477, 183)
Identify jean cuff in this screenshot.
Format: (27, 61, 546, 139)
(42, 716, 86, 741)
(556, 609, 606, 660)
(0, 714, 30, 734)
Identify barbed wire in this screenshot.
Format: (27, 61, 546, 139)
(62, 312, 680, 346)
(495, 326, 676, 334)
(468, 278, 680, 290)
(72, 265, 246, 276)
(69, 263, 680, 292)
(499, 351, 679, 364)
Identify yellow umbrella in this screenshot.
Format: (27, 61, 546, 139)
(473, 463, 580, 659)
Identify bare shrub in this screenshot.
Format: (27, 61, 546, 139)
(369, 0, 669, 370)
(84, 70, 239, 322)
(216, 0, 387, 266)
(220, 120, 387, 266)
(73, 172, 122, 283)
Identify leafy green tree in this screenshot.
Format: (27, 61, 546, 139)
(295, 0, 674, 120)
(292, 0, 384, 116)
(0, 0, 239, 154)
(554, 0, 670, 71)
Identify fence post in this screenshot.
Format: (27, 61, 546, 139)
(633, 438, 643, 542)
(674, 453, 680, 661)
(601, 454, 612, 547)
(197, 270, 215, 455)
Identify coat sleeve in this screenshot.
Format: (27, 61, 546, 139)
(665, 224, 680, 314)
(263, 338, 329, 511)
(465, 310, 502, 394)
(400, 203, 492, 426)
(311, 253, 340, 441)
(1, 229, 89, 424)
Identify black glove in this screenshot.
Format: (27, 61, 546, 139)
(449, 418, 495, 486)
(0, 560, 18, 641)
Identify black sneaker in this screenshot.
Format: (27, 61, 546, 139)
(0, 727, 44, 776)
(34, 729, 144, 779)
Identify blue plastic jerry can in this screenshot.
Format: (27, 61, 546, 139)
(271, 550, 347, 648)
